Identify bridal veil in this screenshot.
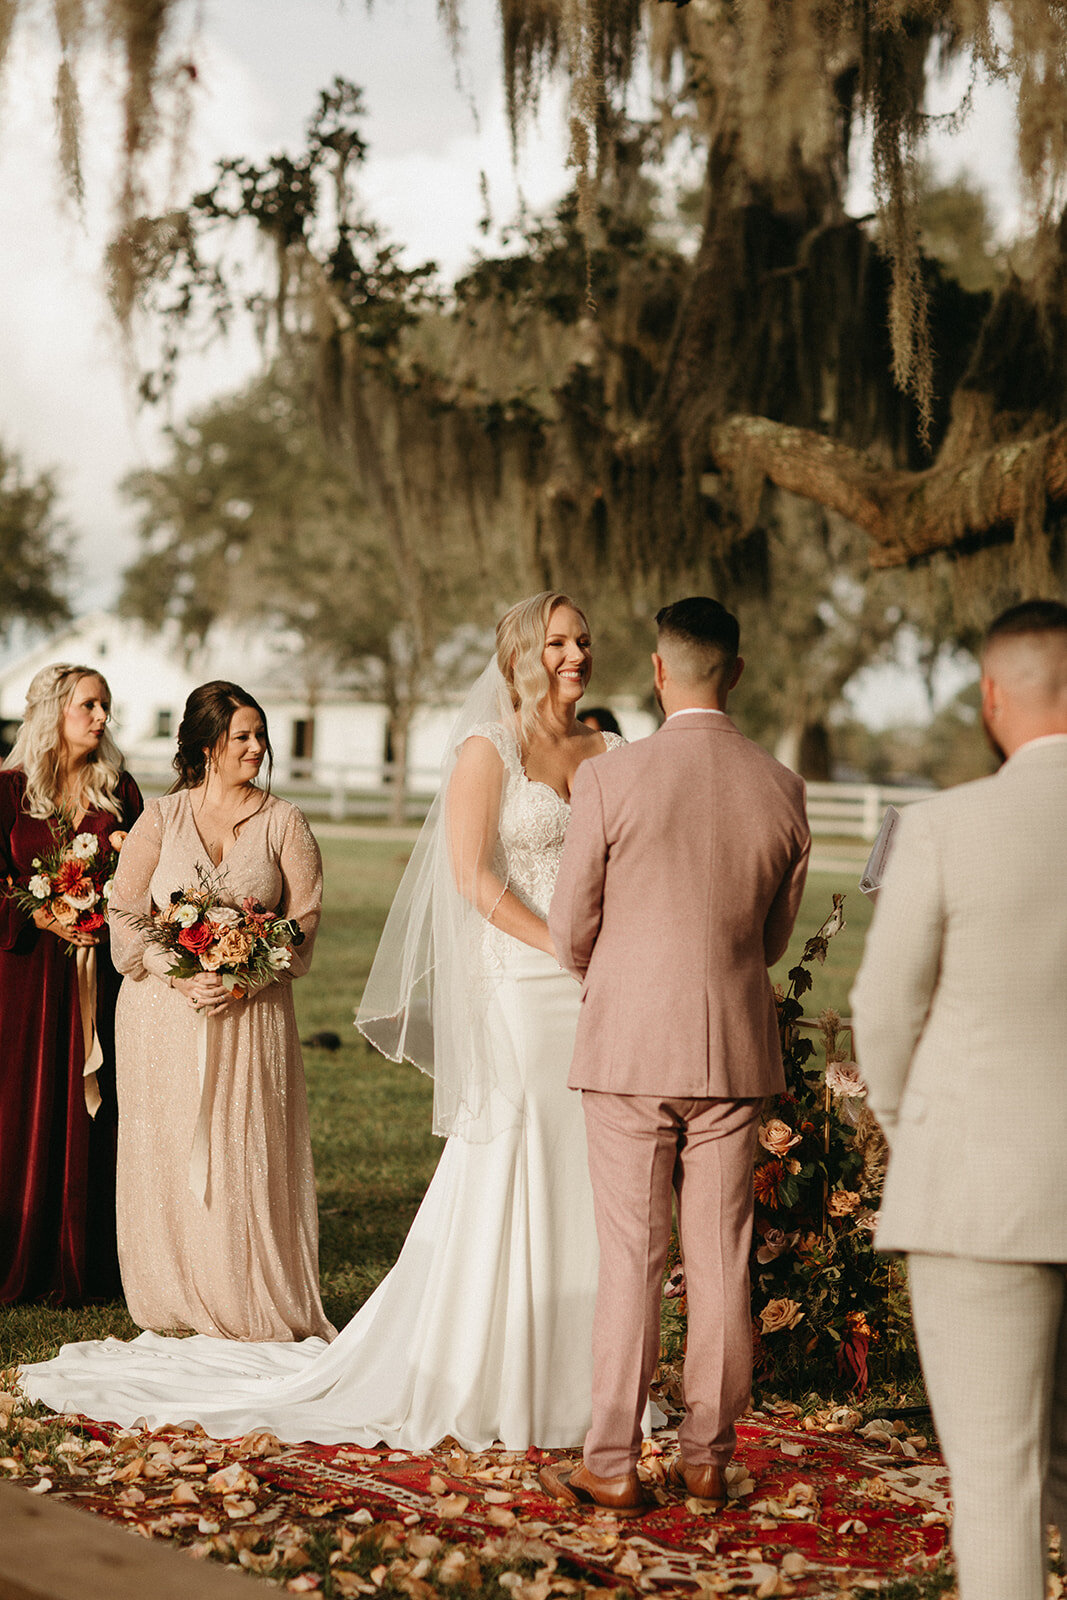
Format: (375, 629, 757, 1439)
(356, 659, 528, 1143)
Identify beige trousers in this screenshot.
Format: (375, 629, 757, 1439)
(908, 1253, 1067, 1600)
(580, 1092, 760, 1480)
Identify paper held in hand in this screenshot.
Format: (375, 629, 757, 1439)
(860, 805, 901, 899)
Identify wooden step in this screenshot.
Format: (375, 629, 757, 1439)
(0, 1480, 251, 1600)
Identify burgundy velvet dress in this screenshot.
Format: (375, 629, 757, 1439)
(0, 767, 143, 1304)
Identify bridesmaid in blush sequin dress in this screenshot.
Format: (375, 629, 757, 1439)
(108, 682, 334, 1342)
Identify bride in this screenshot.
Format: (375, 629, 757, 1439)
(21, 591, 625, 1451)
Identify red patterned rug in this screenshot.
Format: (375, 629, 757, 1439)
(13, 1404, 951, 1596)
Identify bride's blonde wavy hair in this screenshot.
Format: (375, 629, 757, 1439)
(5, 663, 126, 820)
(495, 591, 589, 744)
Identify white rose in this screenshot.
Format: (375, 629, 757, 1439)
(71, 833, 99, 860)
(825, 1059, 867, 1100)
(267, 947, 292, 971)
(207, 905, 241, 929)
(103, 877, 113, 902)
(174, 903, 200, 928)
(27, 874, 51, 899)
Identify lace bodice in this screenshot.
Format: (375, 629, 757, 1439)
(470, 723, 624, 921)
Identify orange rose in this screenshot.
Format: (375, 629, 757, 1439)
(199, 926, 255, 971)
(759, 1298, 805, 1335)
(828, 1189, 862, 1218)
(108, 830, 128, 851)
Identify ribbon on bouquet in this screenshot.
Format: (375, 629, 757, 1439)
(75, 945, 104, 1119)
(188, 1011, 215, 1206)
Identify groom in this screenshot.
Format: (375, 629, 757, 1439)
(542, 597, 810, 1515)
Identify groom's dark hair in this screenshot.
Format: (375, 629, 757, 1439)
(985, 598, 1067, 644)
(656, 597, 740, 676)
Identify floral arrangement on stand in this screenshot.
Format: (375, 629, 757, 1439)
(8, 815, 125, 952)
(750, 894, 903, 1398)
(120, 866, 305, 994)
(659, 896, 912, 1403)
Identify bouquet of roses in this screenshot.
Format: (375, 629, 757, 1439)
(121, 865, 304, 995)
(9, 815, 126, 952)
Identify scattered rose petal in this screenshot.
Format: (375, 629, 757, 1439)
(434, 1493, 470, 1518)
(407, 1534, 443, 1558)
(223, 1495, 258, 1519)
(285, 1575, 322, 1593)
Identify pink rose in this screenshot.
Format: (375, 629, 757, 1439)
(759, 1117, 802, 1158)
(825, 1059, 867, 1099)
(756, 1228, 799, 1265)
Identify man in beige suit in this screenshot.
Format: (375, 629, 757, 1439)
(541, 597, 810, 1515)
(851, 599, 1067, 1600)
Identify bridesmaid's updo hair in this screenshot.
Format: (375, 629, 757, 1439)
(6, 663, 125, 820)
(496, 591, 588, 744)
(170, 681, 274, 794)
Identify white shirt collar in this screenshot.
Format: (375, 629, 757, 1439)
(665, 706, 730, 721)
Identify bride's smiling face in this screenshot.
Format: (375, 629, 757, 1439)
(542, 605, 592, 707)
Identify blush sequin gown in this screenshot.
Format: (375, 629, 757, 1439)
(106, 791, 334, 1342)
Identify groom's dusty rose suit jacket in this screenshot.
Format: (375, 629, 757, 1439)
(550, 712, 811, 1098)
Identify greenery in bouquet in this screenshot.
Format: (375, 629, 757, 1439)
(749, 895, 911, 1399)
(7, 812, 125, 952)
(119, 864, 304, 994)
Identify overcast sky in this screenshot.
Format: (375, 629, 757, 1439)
(0, 4, 1021, 719)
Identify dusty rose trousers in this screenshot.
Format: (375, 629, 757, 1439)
(580, 1091, 761, 1479)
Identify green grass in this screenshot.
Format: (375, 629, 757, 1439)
(0, 848, 870, 1365)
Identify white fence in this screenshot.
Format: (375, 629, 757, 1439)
(132, 756, 932, 837)
(804, 781, 932, 841)
(131, 757, 440, 822)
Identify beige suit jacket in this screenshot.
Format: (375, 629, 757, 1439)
(850, 737, 1067, 1260)
(549, 712, 810, 1098)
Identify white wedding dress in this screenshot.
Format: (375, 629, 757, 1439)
(20, 727, 622, 1451)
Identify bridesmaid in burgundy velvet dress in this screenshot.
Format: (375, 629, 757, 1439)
(0, 664, 142, 1304)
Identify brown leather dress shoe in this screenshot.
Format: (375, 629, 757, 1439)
(669, 1458, 727, 1507)
(539, 1460, 654, 1517)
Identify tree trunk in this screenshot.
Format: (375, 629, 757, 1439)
(385, 700, 412, 828)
